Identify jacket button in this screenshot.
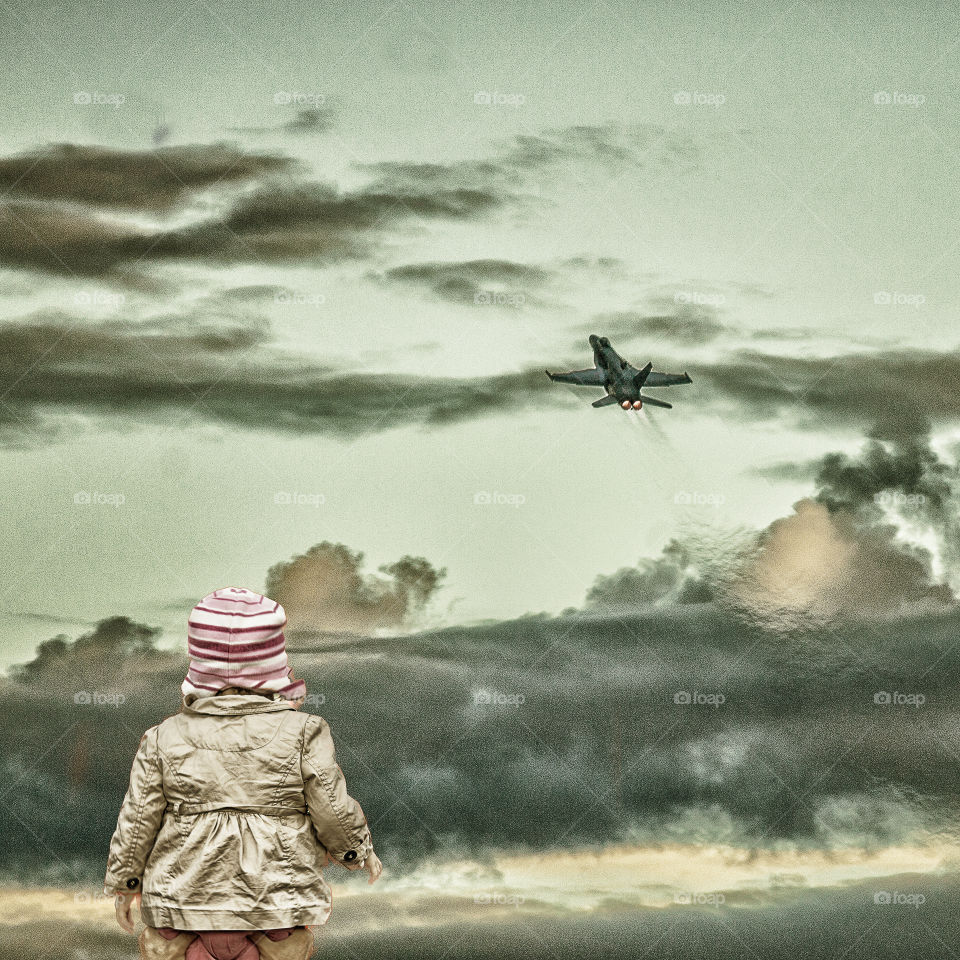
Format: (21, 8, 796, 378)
(343, 851, 357, 862)
(126, 878, 140, 890)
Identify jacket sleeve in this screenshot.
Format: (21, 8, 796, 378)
(301, 716, 374, 870)
(103, 725, 166, 893)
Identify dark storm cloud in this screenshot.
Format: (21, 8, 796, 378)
(0, 133, 511, 278)
(0, 172, 507, 277)
(584, 538, 714, 608)
(812, 420, 960, 581)
(377, 259, 552, 304)
(0, 124, 693, 279)
(193, 178, 501, 259)
(0, 315, 553, 443)
(815, 425, 953, 516)
(0, 143, 297, 210)
(3, 308, 959, 444)
(628, 312, 725, 343)
(8, 616, 174, 689)
(6, 310, 960, 445)
(5, 600, 960, 881)
(696, 345, 960, 435)
(377, 252, 637, 307)
(0, 201, 161, 277)
(587, 427, 957, 626)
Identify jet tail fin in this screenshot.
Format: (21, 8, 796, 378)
(592, 394, 620, 408)
(633, 361, 653, 390)
(639, 393, 672, 409)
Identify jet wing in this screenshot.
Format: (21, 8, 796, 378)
(644, 371, 692, 387)
(546, 367, 604, 386)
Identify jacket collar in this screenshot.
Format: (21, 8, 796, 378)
(182, 694, 297, 716)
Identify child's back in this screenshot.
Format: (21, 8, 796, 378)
(103, 588, 379, 959)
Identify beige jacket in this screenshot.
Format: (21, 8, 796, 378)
(104, 694, 374, 931)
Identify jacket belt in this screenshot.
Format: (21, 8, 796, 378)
(170, 801, 307, 817)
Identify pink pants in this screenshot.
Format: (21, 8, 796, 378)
(139, 926, 314, 960)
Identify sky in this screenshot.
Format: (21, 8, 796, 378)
(1, 3, 960, 957)
(0, 0, 957, 665)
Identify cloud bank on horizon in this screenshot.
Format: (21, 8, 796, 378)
(2, 417, 958, 887)
(4, 596, 960, 886)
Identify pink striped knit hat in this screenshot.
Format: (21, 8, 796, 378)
(182, 587, 307, 702)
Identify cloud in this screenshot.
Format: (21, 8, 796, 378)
(724, 498, 952, 628)
(377, 253, 642, 308)
(0, 459, 955, 873)
(590, 302, 727, 345)
(0, 180, 506, 277)
(368, 123, 701, 184)
(377, 259, 552, 305)
(5, 598, 960, 881)
(227, 107, 336, 136)
(0, 314, 556, 443)
(586, 429, 957, 627)
(282, 107, 335, 134)
(584, 538, 714, 608)
(183, 178, 502, 262)
(0, 201, 163, 277)
(750, 460, 821, 482)
(750, 326, 821, 341)
(217, 284, 291, 304)
(0, 124, 698, 280)
(265, 541, 446, 635)
(0, 154, 507, 278)
(8, 616, 173, 690)
(695, 346, 960, 436)
(556, 334, 960, 438)
(0, 142, 297, 210)
(814, 423, 954, 517)
(559, 255, 625, 273)
(810, 421, 960, 592)
(5, 309, 960, 450)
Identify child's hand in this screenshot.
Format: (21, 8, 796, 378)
(113, 891, 141, 933)
(364, 852, 383, 885)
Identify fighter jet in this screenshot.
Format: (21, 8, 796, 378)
(546, 334, 692, 410)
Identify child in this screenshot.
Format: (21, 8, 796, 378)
(104, 587, 382, 960)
